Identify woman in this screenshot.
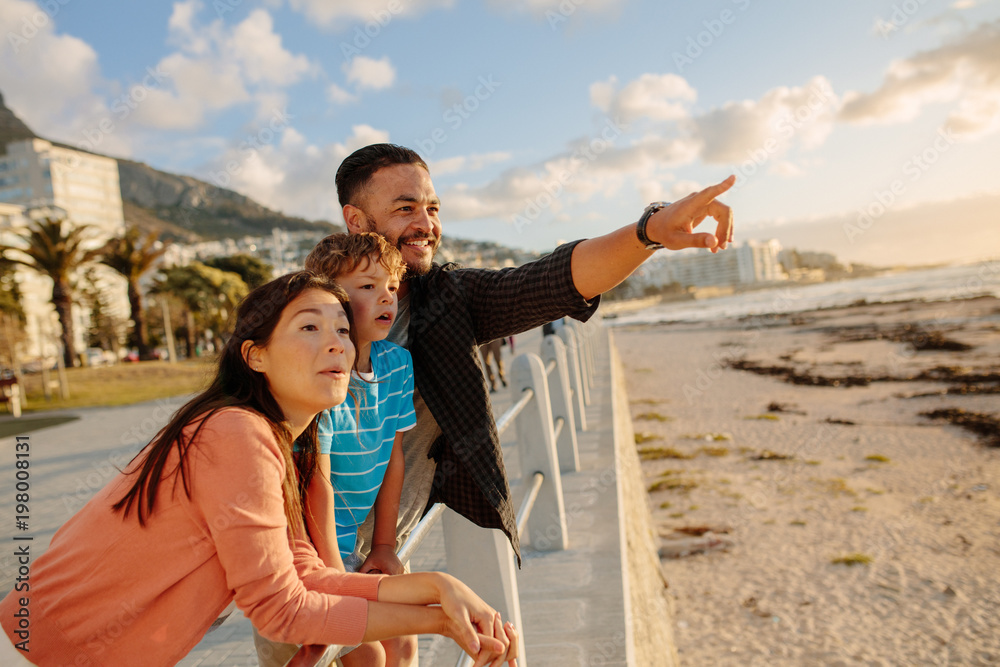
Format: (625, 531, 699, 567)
(0, 271, 517, 667)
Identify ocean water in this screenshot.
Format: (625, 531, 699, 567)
(608, 259, 1000, 326)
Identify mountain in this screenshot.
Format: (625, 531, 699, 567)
(0, 91, 338, 243)
(0, 91, 37, 150)
(115, 158, 340, 242)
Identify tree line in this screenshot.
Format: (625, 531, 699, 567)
(0, 211, 273, 370)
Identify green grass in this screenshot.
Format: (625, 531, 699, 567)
(815, 477, 857, 497)
(638, 446, 694, 460)
(647, 478, 698, 493)
(680, 433, 731, 441)
(634, 432, 661, 445)
(865, 454, 891, 463)
(631, 398, 665, 405)
(745, 414, 780, 421)
(699, 446, 730, 457)
(635, 411, 673, 422)
(831, 553, 873, 567)
(17, 360, 213, 413)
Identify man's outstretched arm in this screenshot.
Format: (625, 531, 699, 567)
(571, 176, 736, 300)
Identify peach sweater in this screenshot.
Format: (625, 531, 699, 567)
(0, 408, 385, 666)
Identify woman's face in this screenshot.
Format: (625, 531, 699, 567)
(249, 288, 355, 428)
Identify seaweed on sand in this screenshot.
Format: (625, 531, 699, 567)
(827, 324, 973, 352)
(920, 408, 1000, 447)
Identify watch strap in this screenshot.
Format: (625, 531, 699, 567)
(636, 201, 670, 250)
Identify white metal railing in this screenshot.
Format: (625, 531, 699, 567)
(286, 319, 602, 667)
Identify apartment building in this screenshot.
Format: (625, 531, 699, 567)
(645, 239, 787, 289)
(0, 139, 127, 362)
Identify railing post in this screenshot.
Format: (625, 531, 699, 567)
(442, 509, 527, 665)
(584, 321, 597, 381)
(556, 327, 587, 432)
(568, 321, 593, 405)
(541, 335, 579, 473)
(511, 354, 568, 551)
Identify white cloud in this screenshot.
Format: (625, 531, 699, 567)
(769, 161, 802, 178)
(430, 151, 512, 176)
(486, 0, 624, 22)
(327, 83, 358, 105)
(587, 71, 838, 166)
(133, 2, 317, 131)
(212, 124, 391, 221)
(166, 0, 212, 54)
(344, 55, 396, 90)
(590, 73, 696, 123)
(946, 93, 1000, 137)
(0, 0, 112, 147)
(288, 0, 454, 29)
(438, 128, 701, 223)
(226, 9, 313, 86)
(668, 179, 702, 201)
(840, 19, 1000, 138)
(435, 71, 842, 226)
(692, 76, 838, 164)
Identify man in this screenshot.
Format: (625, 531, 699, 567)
(334, 143, 734, 562)
(479, 338, 506, 393)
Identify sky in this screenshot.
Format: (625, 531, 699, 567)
(2, 0, 999, 266)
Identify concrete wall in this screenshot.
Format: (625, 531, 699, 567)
(609, 331, 680, 667)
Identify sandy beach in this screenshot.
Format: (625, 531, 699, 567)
(615, 295, 1000, 666)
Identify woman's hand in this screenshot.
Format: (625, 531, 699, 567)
(473, 616, 518, 667)
(436, 574, 518, 666)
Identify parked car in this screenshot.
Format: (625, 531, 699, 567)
(85, 348, 115, 367)
(22, 357, 58, 374)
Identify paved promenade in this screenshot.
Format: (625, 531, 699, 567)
(0, 326, 631, 666)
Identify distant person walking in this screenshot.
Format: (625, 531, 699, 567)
(479, 338, 507, 393)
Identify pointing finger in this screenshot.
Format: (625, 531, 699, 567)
(708, 200, 734, 249)
(702, 175, 736, 200)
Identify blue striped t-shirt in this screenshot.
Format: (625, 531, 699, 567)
(317, 339, 416, 558)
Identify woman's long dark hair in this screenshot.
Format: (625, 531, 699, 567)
(112, 271, 354, 537)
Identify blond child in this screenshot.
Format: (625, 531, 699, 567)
(304, 232, 417, 667)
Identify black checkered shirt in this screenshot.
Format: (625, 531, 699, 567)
(407, 240, 600, 562)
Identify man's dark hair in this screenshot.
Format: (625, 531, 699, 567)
(336, 143, 428, 208)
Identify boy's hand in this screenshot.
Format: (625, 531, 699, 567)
(359, 544, 405, 575)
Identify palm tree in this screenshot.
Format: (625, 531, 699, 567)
(100, 226, 169, 360)
(0, 211, 104, 368)
(152, 263, 248, 357)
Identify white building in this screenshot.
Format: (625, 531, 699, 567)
(0, 139, 125, 236)
(0, 139, 128, 362)
(646, 239, 787, 289)
(0, 202, 63, 362)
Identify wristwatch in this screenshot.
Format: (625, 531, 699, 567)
(636, 201, 670, 250)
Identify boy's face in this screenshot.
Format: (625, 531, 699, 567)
(337, 256, 400, 344)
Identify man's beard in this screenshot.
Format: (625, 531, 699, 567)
(361, 212, 439, 277)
